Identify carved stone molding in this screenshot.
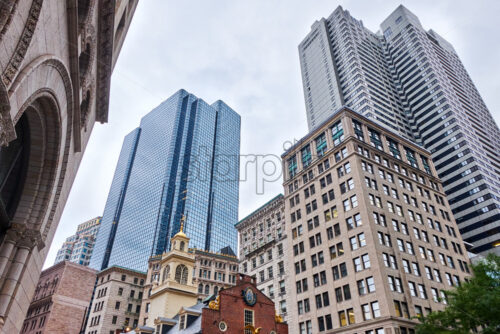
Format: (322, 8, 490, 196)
(78, 0, 97, 31)
(0, 0, 19, 42)
(4, 223, 44, 250)
(0, 79, 13, 146)
(79, 24, 97, 88)
(1, 0, 44, 88)
(95, 0, 116, 123)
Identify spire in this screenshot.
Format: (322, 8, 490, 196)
(174, 214, 187, 238)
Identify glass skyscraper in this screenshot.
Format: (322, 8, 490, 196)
(90, 89, 240, 271)
(299, 5, 500, 255)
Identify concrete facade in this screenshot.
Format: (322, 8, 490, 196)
(282, 107, 471, 334)
(20, 261, 96, 334)
(0, 1, 137, 333)
(236, 194, 290, 323)
(299, 5, 500, 256)
(85, 265, 146, 334)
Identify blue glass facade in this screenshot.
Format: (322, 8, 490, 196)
(90, 90, 240, 271)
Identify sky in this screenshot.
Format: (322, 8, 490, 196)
(44, 0, 500, 267)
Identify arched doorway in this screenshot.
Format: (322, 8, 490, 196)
(0, 113, 29, 245)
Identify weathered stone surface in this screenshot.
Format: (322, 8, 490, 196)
(0, 1, 137, 333)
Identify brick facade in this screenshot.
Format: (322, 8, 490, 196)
(201, 274, 288, 334)
(20, 261, 96, 334)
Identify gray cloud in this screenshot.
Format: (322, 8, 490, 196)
(44, 0, 500, 267)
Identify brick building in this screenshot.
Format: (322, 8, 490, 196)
(282, 107, 471, 333)
(236, 194, 290, 322)
(134, 274, 288, 334)
(85, 266, 146, 334)
(0, 1, 136, 332)
(20, 261, 96, 334)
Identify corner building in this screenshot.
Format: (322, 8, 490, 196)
(299, 5, 500, 255)
(90, 89, 241, 272)
(283, 107, 471, 334)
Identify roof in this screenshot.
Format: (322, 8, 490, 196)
(97, 265, 147, 277)
(281, 106, 428, 158)
(235, 194, 283, 227)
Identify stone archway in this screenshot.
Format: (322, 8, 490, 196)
(0, 56, 73, 331)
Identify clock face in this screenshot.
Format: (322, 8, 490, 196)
(243, 287, 257, 306)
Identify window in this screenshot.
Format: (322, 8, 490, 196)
(362, 303, 372, 320)
(331, 120, 344, 146)
(371, 301, 381, 318)
(175, 264, 188, 284)
(244, 309, 254, 334)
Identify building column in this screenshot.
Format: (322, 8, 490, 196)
(0, 224, 41, 330)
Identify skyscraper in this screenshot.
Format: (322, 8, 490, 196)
(90, 89, 240, 272)
(299, 5, 500, 255)
(54, 216, 102, 266)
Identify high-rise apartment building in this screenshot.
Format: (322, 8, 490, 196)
(299, 5, 500, 255)
(90, 89, 241, 272)
(282, 107, 471, 333)
(54, 217, 102, 266)
(235, 195, 289, 321)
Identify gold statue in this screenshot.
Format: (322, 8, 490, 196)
(244, 325, 262, 333)
(275, 313, 284, 323)
(208, 295, 220, 310)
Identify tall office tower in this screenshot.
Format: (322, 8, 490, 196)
(283, 107, 471, 334)
(90, 89, 241, 272)
(235, 195, 289, 322)
(299, 5, 500, 255)
(54, 216, 102, 266)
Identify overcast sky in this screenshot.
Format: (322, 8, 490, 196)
(44, 0, 500, 267)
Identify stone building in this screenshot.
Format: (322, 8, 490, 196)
(134, 274, 288, 334)
(54, 216, 101, 265)
(0, 1, 137, 332)
(235, 194, 290, 322)
(20, 261, 96, 334)
(85, 265, 146, 334)
(192, 249, 239, 302)
(282, 107, 471, 333)
(138, 222, 239, 328)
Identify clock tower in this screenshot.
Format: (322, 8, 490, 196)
(145, 216, 198, 328)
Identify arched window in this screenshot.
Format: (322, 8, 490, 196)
(163, 265, 170, 281)
(175, 264, 188, 284)
(180, 241, 185, 251)
(204, 284, 210, 295)
(198, 284, 203, 294)
(213, 286, 219, 295)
